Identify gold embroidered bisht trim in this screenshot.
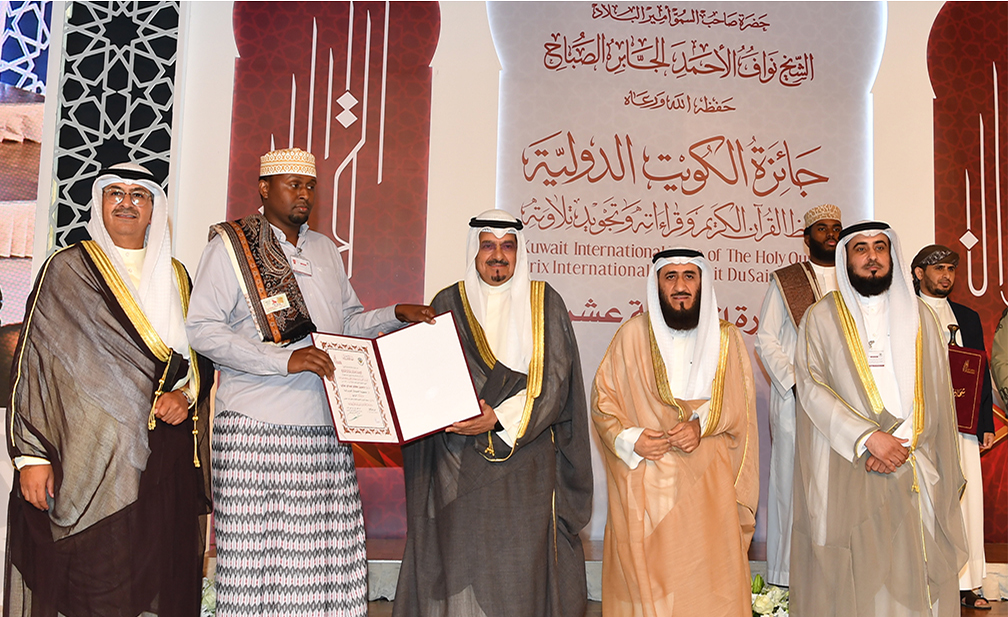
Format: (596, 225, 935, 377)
(458, 280, 546, 462)
(80, 241, 203, 467)
(458, 281, 498, 368)
(172, 258, 203, 467)
(788, 293, 961, 617)
(831, 291, 925, 449)
(81, 241, 172, 362)
(648, 318, 731, 436)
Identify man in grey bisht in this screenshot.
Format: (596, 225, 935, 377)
(394, 209, 593, 617)
(791, 221, 966, 617)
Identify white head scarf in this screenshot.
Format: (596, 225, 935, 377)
(646, 248, 721, 400)
(84, 162, 189, 356)
(463, 209, 533, 373)
(835, 221, 919, 418)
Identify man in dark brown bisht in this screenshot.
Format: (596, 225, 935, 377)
(4, 162, 212, 617)
(394, 209, 593, 617)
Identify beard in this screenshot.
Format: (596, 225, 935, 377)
(922, 278, 952, 298)
(660, 288, 701, 331)
(848, 263, 893, 297)
(808, 237, 835, 264)
(288, 208, 310, 226)
(483, 258, 511, 283)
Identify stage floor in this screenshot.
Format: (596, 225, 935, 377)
(367, 600, 603, 616)
(361, 540, 1008, 615)
(204, 540, 1008, 614)
(367, 598, 1006, 616)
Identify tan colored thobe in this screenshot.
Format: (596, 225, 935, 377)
(591, 313, 759, 617)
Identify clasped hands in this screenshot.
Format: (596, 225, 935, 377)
(633, 418, 701, 459)
(863, 430, 909, 474)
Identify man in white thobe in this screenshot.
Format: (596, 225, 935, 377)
(910, 244, 995, 610)
(755, 203, 842, 586)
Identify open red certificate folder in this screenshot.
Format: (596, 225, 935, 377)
(311, 312, 481, 444)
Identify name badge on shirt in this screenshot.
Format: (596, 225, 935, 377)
(291, 255, 312, 275)
(261, 293, 290, 314)
(867, 349, 885, 368)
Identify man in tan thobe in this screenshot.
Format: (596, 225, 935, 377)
(592, 247, 759, 617)
(792, 222, 967, 617)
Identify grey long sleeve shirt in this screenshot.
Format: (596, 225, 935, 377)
(185, 222, 401, 426)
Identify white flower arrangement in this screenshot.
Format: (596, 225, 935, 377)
(200, 577, 216, 617)
(751, 574, 789, 616)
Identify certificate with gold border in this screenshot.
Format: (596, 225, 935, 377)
(311, 312, 480, 443)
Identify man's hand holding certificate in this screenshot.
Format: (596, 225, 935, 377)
(311, 312, 481, 443)
(445, 399, 498, 435)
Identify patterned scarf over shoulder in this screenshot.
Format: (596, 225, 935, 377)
(209, 213, 316, 345)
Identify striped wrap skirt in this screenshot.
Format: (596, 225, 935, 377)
(211, 410, 367, 616)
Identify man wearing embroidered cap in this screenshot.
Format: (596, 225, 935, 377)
(910, 244, 994, 610)
(755, 203, 842, 587)
(592, 248, 759, 616)
(186, 148, 434, 616)
(5, 162, 213, 616)
(394, 209, 593, 617)
(792, 222, 967, 617)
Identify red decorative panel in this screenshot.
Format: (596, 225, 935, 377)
(982, 407, 1007, 543)
(356, 467, 407, 539)
(227, 1, 439, 310)
(928, 1, 1008, 544)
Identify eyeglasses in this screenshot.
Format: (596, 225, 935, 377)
(103, 187, 153, 206)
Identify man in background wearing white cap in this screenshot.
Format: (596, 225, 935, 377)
(394, 209, 593, 617)
(792, 222, 967, 617)
(5, 162, 212, 616)
(755, 203, 842, 587)
(186, 148, 433, 616)
(592, 248, 759, 616)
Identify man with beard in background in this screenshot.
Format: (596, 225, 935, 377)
(592, 248, 759, 616)
(791, 222, 966, 617)
(910, 245, 994, 610)
(756, 204, 842, 587)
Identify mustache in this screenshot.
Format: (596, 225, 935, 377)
(111, 206, 140, 217)
(485, 259, 510, 267)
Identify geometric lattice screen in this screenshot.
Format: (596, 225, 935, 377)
(0, 0, 51, 94)
(50, 0, 178, 250)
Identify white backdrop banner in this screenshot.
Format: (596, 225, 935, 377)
(488, 1, 883, 541)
